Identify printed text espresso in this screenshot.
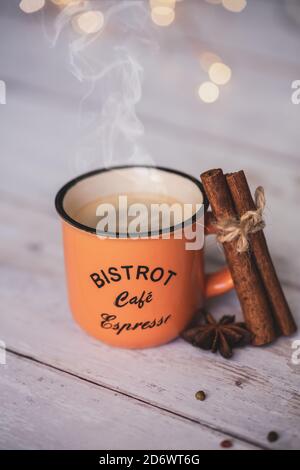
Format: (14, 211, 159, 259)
(90, 265, 177, 335)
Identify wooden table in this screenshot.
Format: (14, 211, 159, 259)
(0, 0, 299, 450)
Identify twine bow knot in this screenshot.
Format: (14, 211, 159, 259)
(216, 186, 266, 253)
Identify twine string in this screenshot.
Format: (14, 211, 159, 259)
(216, 186, 266, 253)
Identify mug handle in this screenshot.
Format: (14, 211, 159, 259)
(204, 211, 234, 298)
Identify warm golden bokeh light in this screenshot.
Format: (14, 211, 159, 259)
(50, 0, 78, 5)
(151, 6, 176, 26)
(74, 11, 105, 35)
(150, 0, 176, 7)
(19, 0, 45, 13)
(198, 82, 219, 103)
(208, 62, 232, 85)
(222, 0, 247, 13)
(199, 52, 222, 72)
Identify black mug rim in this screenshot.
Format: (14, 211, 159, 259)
(55, 165, 209, 238)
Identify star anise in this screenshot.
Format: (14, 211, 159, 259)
(182, 311, 253, 359)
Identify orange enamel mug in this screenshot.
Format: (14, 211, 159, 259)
(55, 165, 233, 348)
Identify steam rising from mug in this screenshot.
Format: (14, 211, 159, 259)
(46, 0, 158, 170)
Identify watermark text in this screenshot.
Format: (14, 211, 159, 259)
(93, 196, 204, 250)
(0, 340, 6, 365)
(0, 80, 6, 104)
(291, 80, 300, 104)
(291, 339, 300, 365)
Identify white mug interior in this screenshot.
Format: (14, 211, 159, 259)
(60, 166, 205, 237)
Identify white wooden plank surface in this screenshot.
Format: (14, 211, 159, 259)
(1, 0, 300, 450)
(1, 352, 259, 450)
(0, 256, 299, 449)
(0, 208, 298, 449)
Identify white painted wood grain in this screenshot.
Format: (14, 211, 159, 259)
(1, 0, 300, 451)
(1, 352, 259, 450)
(0, 262, 299, 449)
(1, 90, 300, 449)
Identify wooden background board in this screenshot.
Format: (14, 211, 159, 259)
(0, 0, 300, 450)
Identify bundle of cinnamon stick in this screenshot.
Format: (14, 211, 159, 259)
(201, 169, 297, 346)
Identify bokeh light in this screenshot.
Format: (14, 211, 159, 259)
(150, 0, 176, 7)
(198, 82, 220, 103)
(199, 51, 222, 72)
(222, 0, 247, 13)
(51, 0, 74, 7)
(19, 0, 45, 13)
(151, 6, 175, 26)
(50, 0, 78, 5)
(74, 11, 105, 35)
(208, 62, 232, 85)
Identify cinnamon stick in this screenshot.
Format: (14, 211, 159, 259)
(226, 171, 297, 336)
(201, 169, 276, 346)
